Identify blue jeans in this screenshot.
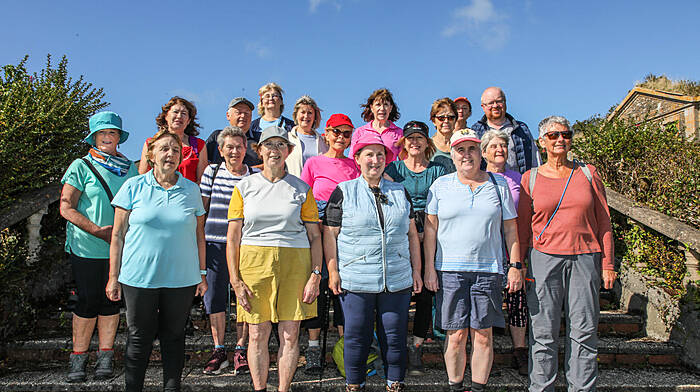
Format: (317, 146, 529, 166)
(339, 289, 411, 384)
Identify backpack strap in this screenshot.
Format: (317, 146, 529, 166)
(189, 135, 199, 157)
(81, 158, 115, 202)
(488, 173, 509, 275)
(574, 159, 593, 185)
(210, 163, 222, 185)
(528, 166, 538, 198)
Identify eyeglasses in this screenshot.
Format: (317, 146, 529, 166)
(330, 128, 352, 138)
(369, 186, 388, 205)
(543, 131, 573, 140)
(435, 114, 456, 122)
(262, 141, 288, 150)
(482, 99, 505, 107)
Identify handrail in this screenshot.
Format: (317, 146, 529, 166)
(0, 184, 61, 231)
(606, 187, 700, 252)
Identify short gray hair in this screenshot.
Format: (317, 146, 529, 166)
(538, 116, 571, 139)
(480, 129, 510, 153)
(217, 126, 247, 148)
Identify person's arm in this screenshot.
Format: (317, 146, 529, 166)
(195, 214, 208, 296)
(106, 207, 130, 301)
(195, 142, 208, 184)
(408, 219, 422, 294)
(517, 174, 533, 264)
(59, 183, 112, 243)
(503, 218, 523, 293)
(423, 214, 439, 292)
(590, 166, 616, 289)
(323, 225, 342, 295)
(226, 219, 253, 311)
(138, 140, 151, 174)
(302, 223, 323, 303)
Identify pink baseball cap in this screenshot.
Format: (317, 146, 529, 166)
(450, 128, 481, 147)
(350, 132, 395, 163)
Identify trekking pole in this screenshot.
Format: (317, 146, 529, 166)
(318, 284, 332, 388)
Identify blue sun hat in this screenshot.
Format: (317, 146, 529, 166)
(84, 111, 130, 146)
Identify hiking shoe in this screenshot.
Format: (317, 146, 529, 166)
(407, 344, 424, 376)
(346, 384, 365, 392)
(387, 382, 406, 391)
(203, 348, 229, 375)
(67, 352, 88, 382)
(304, 346, 323, 374)
(94, 350, 114, 379)
(232, 347, 249, 375)
(513, 347, 528, 376)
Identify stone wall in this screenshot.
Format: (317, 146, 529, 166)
(616, 90, 699, 140)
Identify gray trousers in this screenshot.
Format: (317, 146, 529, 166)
(526, 249, 601, 392)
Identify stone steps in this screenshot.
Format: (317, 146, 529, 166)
(0, 361, 698, 391)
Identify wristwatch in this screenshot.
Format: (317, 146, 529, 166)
(311, 268, 321, 276)
(509, 262, 522, 270)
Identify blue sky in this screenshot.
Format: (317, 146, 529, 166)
(2, 0, 699, 159)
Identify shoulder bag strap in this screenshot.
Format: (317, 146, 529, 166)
(81, 158, 114, 202)
(210, 163, 222, 185)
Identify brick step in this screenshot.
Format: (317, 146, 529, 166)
(0, 361, 698, 391)
(4, 330, 679, 369)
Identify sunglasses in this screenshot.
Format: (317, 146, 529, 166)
(543, 131, 573, 140)
(330, 128, 352, 138)
(435, 114, 457, 122)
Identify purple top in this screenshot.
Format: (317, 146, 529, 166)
(493, 169, 522, 208)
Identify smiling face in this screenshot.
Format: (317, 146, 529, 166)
(483, 136, 508, 167)
(355, 144, 386, 182)
(371, 99, 393, 122)
(226, 103, 252, 131)
(261, 89, 283, 115)
(451, 140, 481, 173)
(432, 105, 457, 135)
(94, 128, 120, 155)
(219, 135, 246, 168)
(539, 122, 572, 157)
(165, 104, 190, 133)
(325, 125, 353, 153)
(404, 134, 428, 157)
(480, 88, 507, 122)
(296, 104, 316, 132)
(455, 102, 471, 122)
(150, 134, 182, 173)
(260, 136, 290, 169)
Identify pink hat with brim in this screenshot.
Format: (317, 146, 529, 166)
(450, 128, 481, 147)
(350, 132, 395, 163)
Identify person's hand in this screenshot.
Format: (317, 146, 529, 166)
(231, 279, 254, 312)
(328, 270, 342, 295)
(302, 275, 321, 304)
(506, 267, 524, 293)
(196, 277, 208, 297)
(424, 266, 439, 292)
(95, 225, 113, 243)
(602, 270, 617, 290)
(105, 277, 121, 301)
(412, 270, 423, 294)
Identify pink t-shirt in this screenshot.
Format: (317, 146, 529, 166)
(300, 155, 360, 201)
(351, 121, 403, 162)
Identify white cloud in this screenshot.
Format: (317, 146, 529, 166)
(245, 42, 271, 58)
(442, 0, 510, 50)
(309, 0, 341, 13)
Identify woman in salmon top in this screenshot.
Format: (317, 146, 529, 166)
(139, 96, 208, 183)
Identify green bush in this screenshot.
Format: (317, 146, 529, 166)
(0, 54, 108, 210)
(573, 117, 698, 296)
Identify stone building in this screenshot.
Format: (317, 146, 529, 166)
(608, 86, 700, 140)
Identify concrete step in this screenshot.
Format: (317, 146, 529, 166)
(0, 361, 698, 391)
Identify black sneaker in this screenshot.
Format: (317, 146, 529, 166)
(94, 350, 114, 379)
(304, 346, 323, 374)
(67, 353, 88, 382)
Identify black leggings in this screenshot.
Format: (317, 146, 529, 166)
(122, 284, 196, 392)
(411, 242, 433, 339)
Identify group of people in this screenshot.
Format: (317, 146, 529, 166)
(59, 82, 616, 392)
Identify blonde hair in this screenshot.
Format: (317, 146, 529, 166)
(257, 82, 285, 116)
(292, 95, 322, 130)
(397, 134, 437, 160)
(146, 130, 183, 167)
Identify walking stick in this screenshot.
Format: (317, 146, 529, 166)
(318, 283, 332, 388)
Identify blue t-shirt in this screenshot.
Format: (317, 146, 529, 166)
(384, 160, 446, 211)
(112, 172, 206, 288)
(425, 172, 517, 274)
(259, 118, 279, 131)
(298, 132, 319, 166)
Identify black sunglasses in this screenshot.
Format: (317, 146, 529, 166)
(330, 128, 352, 138)
(544, 131, 573, 140)
(435, 114, 457, 122)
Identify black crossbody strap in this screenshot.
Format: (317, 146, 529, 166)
(81, 158, 114, 202)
